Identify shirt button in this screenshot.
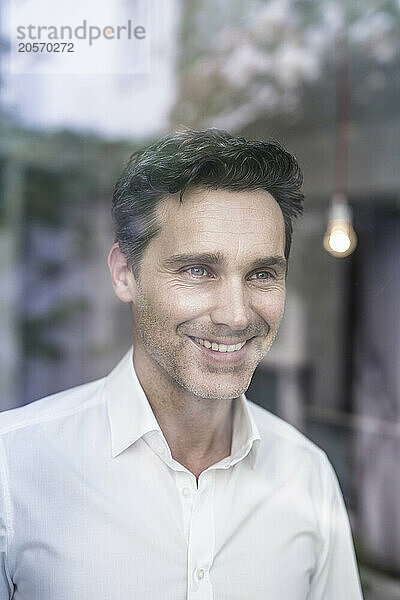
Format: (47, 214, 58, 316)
(195, 568, 205, 581)
(181, 486, 192, 498)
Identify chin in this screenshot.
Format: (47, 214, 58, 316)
(177, 373, 253, 401)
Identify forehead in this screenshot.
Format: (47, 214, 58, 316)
(152, 187, 285, 260)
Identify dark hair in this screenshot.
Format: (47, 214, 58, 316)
(112, 128, 304, 277)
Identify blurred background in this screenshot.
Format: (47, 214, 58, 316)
(0, 1, 399, 597)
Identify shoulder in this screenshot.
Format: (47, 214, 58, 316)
(248, 399, 324, 456)
(246, 400, 340, 528)
(246, 398, 334, 485)
(0, 377, 106, 438)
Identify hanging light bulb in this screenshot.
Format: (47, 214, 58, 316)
(324, 31, 357, 258)
(323, 193, 357, 257)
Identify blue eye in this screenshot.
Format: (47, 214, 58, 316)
(188, 266, 208, 277)
(250, 271, 274, 280)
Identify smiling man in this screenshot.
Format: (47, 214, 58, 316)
(0, 129, 363, 599)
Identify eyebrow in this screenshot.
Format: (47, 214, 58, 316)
(162, 252, 287, 272)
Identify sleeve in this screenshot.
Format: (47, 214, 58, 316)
(308, 453, 364, 600)
(0, 437, 14, 599)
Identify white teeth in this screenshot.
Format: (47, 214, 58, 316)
(193, 337, 247, 353)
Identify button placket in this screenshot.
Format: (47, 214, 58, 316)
(187, 471, 215, 599)
(182, 486, 193, 498)
(175, 471, 196, 543)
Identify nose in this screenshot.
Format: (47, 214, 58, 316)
(209, 278, 251, 331)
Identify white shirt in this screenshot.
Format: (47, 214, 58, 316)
(0, 347, 363, 599)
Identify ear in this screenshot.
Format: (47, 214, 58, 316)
(107, 243, 137, 303)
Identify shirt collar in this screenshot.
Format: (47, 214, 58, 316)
(106, 346, 261, 467)
(106, 347, 161, 458)
(229, 394, 261, 468)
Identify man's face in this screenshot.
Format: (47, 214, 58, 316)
(130, 187, 286, 400)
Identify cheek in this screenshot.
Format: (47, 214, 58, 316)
(151, 283, 212, 322)
(254, 290, 286, 325)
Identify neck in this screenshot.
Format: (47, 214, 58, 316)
(132, 347, 235, 478)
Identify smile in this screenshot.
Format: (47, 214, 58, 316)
(191, 337, 247, 353)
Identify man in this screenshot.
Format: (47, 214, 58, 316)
(0, 129, 363, 599)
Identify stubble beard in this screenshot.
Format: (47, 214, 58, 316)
(132, 288, 279, 401)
